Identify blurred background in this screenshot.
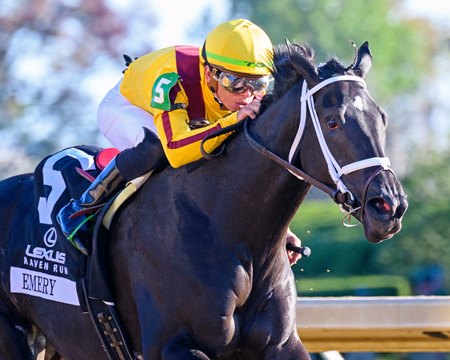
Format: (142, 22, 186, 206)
(1, 0, 449, 358)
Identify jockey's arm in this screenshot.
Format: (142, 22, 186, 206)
(154, 97, 239, 169)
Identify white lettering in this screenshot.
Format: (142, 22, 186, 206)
(23, 257, 49, 270)
(53, 264, 69, 275)
(25, 245, 66, 264)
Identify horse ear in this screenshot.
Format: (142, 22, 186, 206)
(353, 41, 372, 79)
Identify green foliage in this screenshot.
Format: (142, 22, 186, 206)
(231, 0, 433, 101)
(296, 274, 411, 297)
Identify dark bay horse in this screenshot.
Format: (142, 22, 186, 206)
(0, 42, 407, 359)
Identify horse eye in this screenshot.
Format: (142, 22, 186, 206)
(326, 118, 339, 130)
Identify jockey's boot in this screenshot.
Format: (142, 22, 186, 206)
(57, 157, 126, 255)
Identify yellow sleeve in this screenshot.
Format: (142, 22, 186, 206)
(154, 101, 239, 168)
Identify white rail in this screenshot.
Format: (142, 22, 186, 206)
(296, 296, 450, 352)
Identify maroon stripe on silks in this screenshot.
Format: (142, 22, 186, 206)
(170, 83, 181, 104)
(175, 45, 205, 119)
(162, 112, 173, 142)
(162, 111, 222, 149)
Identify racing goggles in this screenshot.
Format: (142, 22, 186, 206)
(215, 70, 271, 94)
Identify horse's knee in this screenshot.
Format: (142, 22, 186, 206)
(0, 313, 34, 360)
(161, 332, 211, 360)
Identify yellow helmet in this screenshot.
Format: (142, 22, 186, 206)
(202, 19, 273, 77)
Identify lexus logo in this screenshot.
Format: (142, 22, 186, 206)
(43, 227, 58, 248)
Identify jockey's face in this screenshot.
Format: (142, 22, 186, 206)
(215, 80, 256, 112)
(204, 66, 257, 112)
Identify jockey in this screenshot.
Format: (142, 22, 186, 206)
(57, 18, 302, 264)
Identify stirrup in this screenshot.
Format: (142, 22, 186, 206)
(66, 214, 96, 256)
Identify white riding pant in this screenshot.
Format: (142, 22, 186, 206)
(97, 80, 158, 151)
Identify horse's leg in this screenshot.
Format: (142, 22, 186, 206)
(161, 331, 211, 360)
(0, 312, 34, 360)
(236, 265, 311, 360)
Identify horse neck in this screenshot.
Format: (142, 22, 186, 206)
(211, 84, 311, 247)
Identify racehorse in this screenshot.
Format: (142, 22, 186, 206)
(0, 41, 407, 359)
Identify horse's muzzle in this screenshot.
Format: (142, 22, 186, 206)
(354, 165, 408, 243)
(363, 191, 408, 243)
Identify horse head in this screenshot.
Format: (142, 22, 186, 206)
(266, 41, 408, 243)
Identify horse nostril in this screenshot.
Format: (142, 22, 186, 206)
(394, 196, 408, 219)
(368, 197, 392, 215)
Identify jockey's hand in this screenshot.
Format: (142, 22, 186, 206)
(237, 94, 264, 121)
(286, 228, 302, 266)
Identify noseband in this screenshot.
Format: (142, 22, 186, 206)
(244, 75, 393, 223)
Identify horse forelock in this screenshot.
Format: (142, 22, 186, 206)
(317, 57, 349, 78)
(269, 43, 315, 99)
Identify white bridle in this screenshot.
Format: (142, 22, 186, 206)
(287, 75, 391, 203)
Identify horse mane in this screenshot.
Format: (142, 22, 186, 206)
(261, 42, 350, 110)
(270, 43, 315, 100)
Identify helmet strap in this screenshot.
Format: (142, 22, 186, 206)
(202, 41, 220, 94)
(208, 68, 224, 108)
(208, 67, 220, 92)
(205, 65, 220, 94)
(202, 47, 224, 108)
(213, 93, 224, 109)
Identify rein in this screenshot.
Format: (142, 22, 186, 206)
(200, 121, 244, 160)
(243, 119, 347, 203)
